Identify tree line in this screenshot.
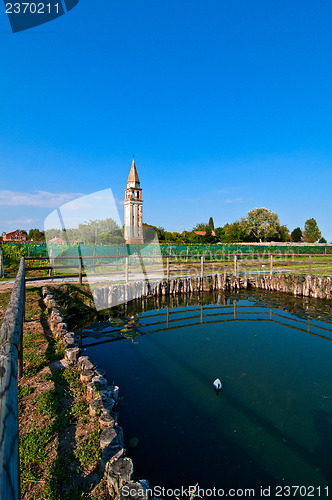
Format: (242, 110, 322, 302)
(145, 208, 326, 244)
(1, 208, 327, 245)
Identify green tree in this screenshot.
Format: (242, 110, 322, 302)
(143, 223, 165, 241)
(214, 226, 224, 241)
(192, 222, 209, 232)
(221, 222, 245, 243)
(242, 207, 280, 242)
(96, 233, 125, 245)
(304, 218, 321, 243)
(319, 237, 327, 243)
(208, 217, 215, 231)
(28, 228, 45, 241)
(291, 227, 303, 242)
(275, 224, 291, 242)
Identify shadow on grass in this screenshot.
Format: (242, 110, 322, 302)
(20, 288, 104, 499)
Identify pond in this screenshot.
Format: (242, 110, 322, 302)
(79, 291, 332, 494)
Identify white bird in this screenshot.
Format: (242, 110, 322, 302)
(213, 378, 222, 391)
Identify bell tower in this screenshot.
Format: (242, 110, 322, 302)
(124, 159, 144, 245)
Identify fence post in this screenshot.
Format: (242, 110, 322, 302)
(309, 255, 312, 277)
(18, 261, 25, 378)
(78, 257, 82, 284)
(167, 257, 170, 280)
(0, 257, 25, 500)
(125, 256, 129, 283)
(234, 255, 237, 277)
(49, 246, 53, 277)
(201, 255, 204, 279)
(93, 248, 96, 274)
(0, 248, 3, 278)
(270, 254, 273, 276)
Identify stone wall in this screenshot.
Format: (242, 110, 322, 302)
(42, 287, 148, 500)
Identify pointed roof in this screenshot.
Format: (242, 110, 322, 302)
(127, 159, 140, 183)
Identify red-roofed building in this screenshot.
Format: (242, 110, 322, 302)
(2, 230, 26, 242)
(194, 230, 216, 237)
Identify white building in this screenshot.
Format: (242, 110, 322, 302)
(124, 159, 144, 245)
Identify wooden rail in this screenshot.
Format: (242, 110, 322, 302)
(79, 302, 332, 348)
(22, 252, 332, 284)
(0, 249, 3, 278)
(0, 257, 25, 500)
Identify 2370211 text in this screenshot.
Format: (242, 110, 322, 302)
(5, 3, 59, 14)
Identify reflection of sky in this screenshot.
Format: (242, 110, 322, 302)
(44, 188, 121, 231)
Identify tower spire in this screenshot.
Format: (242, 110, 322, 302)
(127, 157, 140, 184)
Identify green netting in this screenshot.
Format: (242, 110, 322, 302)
(3, 242, 332, 262)
(160, 244, 332, 255)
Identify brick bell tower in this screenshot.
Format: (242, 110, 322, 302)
(124, 159, 144, 245)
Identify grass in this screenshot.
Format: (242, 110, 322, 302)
(18, 384, 33, 399)
(23, 350, 48, 377)
(70, 400, 90, 424)
(16, 287, 106, 499)
(35, 389, 61, 418)
(63, 366, 85, 396)
(20, 425, 54, 483)
(74, 429, 101, 470)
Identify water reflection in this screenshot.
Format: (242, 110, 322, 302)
(79, 291, 332, 491)
(77, 290, 332, 348)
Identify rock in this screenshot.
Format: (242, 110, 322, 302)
(91, 375, 107, 388)
(99, 410, 117, 430)
(80, 369, 95, 383)
(63, 333, 76, 347)
(86, 382, 100, 401)
(77, 356, 95, 372)
(81, 358, 95, 371)
(89, 399, 104, 417)
(64, 347, 80, 365)
(107, 457, 134, 498)
(100, 396, 115, 413)
(50, 313, 64, 323)
(77, 356, 90, 370)
(56, 322, 67, 332)
(99, 386, 117, 401)
(119, 482, 148, 500)
(101, 426, 124, 468)
(100, 427, 118, 450)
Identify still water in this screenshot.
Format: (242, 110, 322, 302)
(80, 291, 332, 492)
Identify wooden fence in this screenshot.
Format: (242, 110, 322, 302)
(23, 253, 332, 283)
(0, 249, 3, 278)
(0, 257, 25, 500)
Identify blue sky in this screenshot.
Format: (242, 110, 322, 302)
(1, 0, 332, 239)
